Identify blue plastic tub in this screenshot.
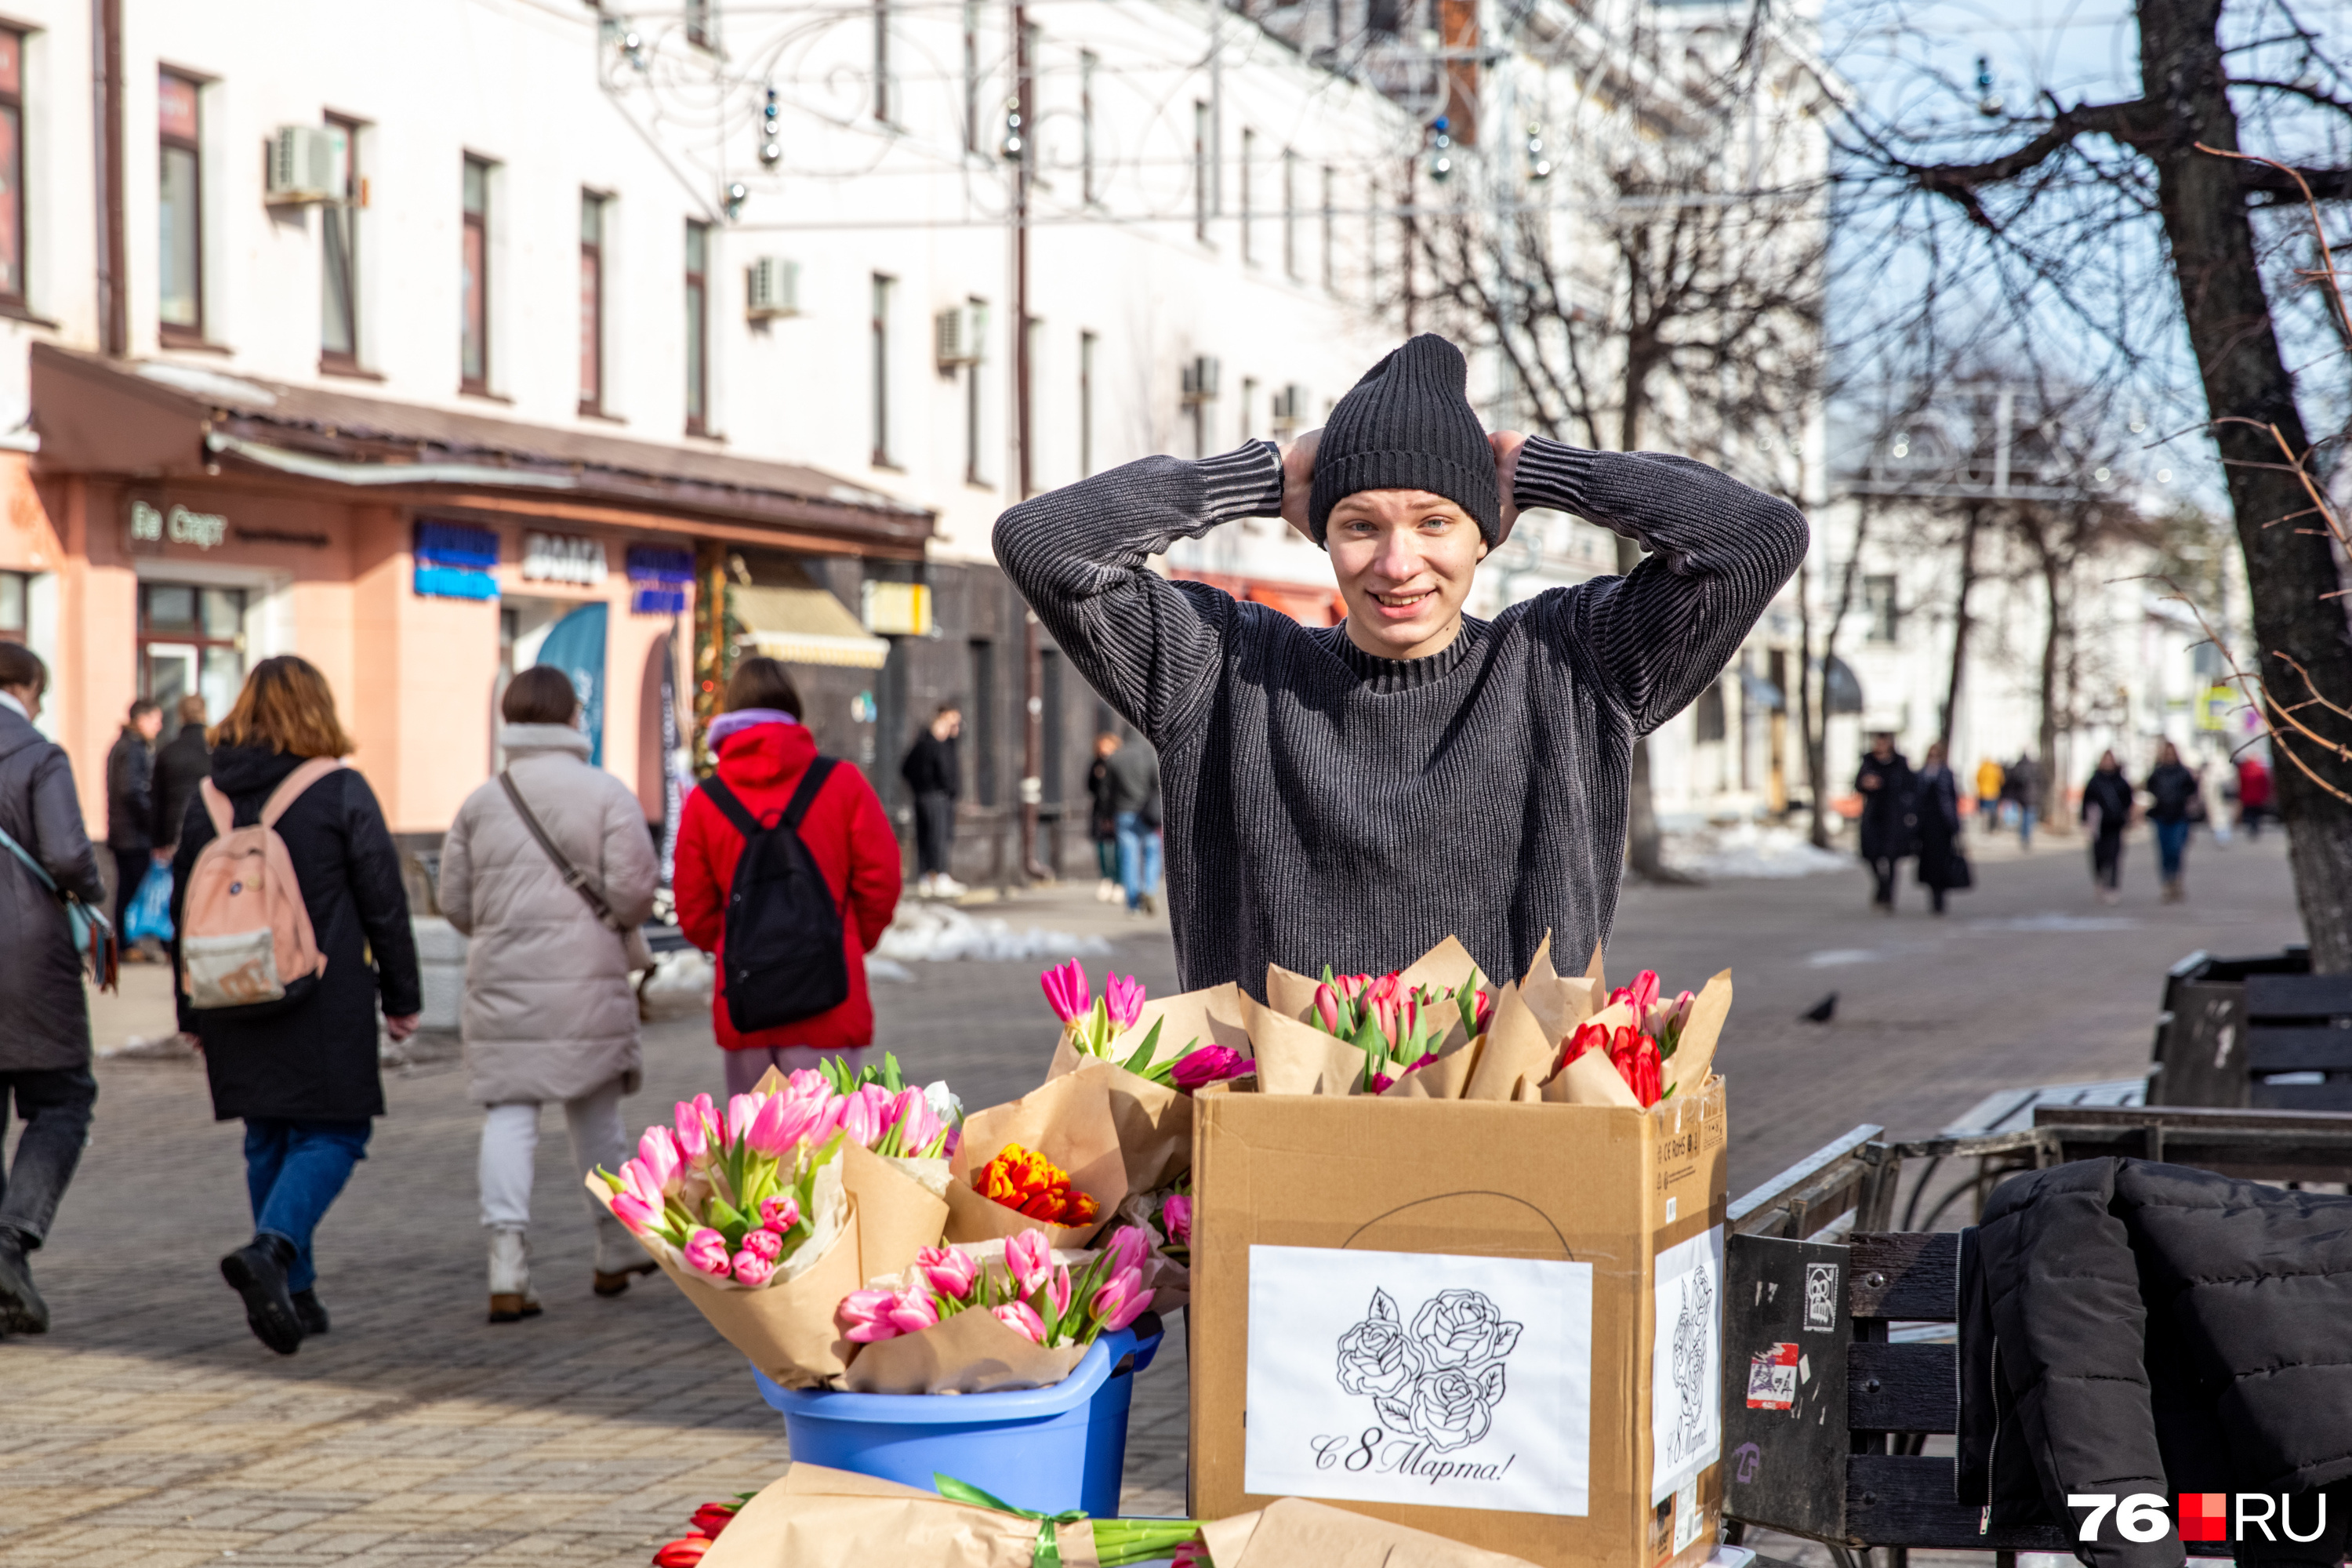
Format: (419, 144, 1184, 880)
(753, 1323, 1163, 1517)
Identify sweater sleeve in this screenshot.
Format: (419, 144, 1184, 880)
(341, 771, 422, 1018)
(1513, 440, 1809, 735)
(993, 443, 1287, 739)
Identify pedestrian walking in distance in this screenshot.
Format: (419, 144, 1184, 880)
(2236, 753, 2273, 837)
(1855, 732, 1915, 916)
(1104, 732, 1163, 916)
(899, 704, 964, 899)
(1914, 742, 1966, 915)
(1973, 754, 2003, 836)
(104, 696, 165, 956)
(0, 644, 108, 1336)
(2144, 741, 2198, 903)
(437, 667, 660, 1323)
(169, 655, 420, 1356)
(2009, 752, 2042, 848)
(674, 658, 902, 1096)
(151, 695, 213, 857)
(2081, 749, 2135, 905)
(1086, 731, 1122, 903)
(994, 332, 1806, 989)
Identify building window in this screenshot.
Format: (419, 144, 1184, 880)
(138, 583, 245, 728)
(1283, 151, 1300, 279)
(579, 192, 605, 413)
(459, 155, 491, 391)
(1864, 575, 1900, 643)
(962, 3, 980, 153)
(1080, 52, 1098, 204)
(685, 0, 713, 49)
(964, 296, 988, 485)
(1193, 102, 1212, 243)
(321, 117, 361, 366)
(1240, 376, 1258, 443)
(0, 568, 25, 641)
(1240, 129, 1256, 264)
(158, 71, 203, 337)
(684, 220, 710, 434)
(0, 31, 25, 307)
(873, 0, 892, 122)
(1695, 681, 1726, 742)
(871, 274, 894, 466)
(967, 639, 997, 805)
(1078, 329, 1096, 477)
(1321, 165, 1335, 292)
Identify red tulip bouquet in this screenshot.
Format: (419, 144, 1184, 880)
(1554, 969, 1697, 1108)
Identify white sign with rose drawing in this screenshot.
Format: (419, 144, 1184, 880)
(1243, 1245, 1593, 1517)
(1649, 1225, 1725, 1504)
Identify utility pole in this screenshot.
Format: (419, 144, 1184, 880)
(1011, 2, 1048, 881)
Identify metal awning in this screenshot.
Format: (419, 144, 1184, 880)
(732, 582, 891, 669)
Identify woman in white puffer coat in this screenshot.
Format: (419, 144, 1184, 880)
(437, 667, 660, 1323)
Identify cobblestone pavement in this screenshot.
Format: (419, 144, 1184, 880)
(0, 827, 2300, 1565)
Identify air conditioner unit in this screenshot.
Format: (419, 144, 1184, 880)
(746, 256, 800, 319)
(1180, 354, 1221, 404)
(935, 304, 987, 370)
(1270, 382, 1307, 431)
(266, 125, 341, 204)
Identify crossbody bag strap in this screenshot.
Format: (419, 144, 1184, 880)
(0, 818, 58, 893)
(499, 769, 622, 931)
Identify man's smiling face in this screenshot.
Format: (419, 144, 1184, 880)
(1325, 488, 1489, 662)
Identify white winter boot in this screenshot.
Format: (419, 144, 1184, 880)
(487, 1229, 543, 1323)
(592, 1212, 657, 1298)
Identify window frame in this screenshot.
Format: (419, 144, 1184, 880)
(319, 114, 363, 372)
(0, 567, 27, 642)
(1080, 51, 1098, 205)
(578, 191, 606, 415)
(964, 295, 989, 487)
(459, 154, 492, 394)
(0, 28, 27, 312)
(684, 219, 710, 436)
(1321, 165, 1336, 292)
(157, 68, 205, 343)
(1078, 328, 1095, 478)
(1240, 128, 1256, 265)
(873, 0, 892, 123)
(1193, 101, 1212, 244)
(870, 273, 895, 467)
(1283, 149, 1299, 280)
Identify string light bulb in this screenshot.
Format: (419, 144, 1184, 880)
(1002, 96, 1025, 162)
(724, 182, 749, 220)
(1975, 56, 2004, 117)
(1525, 124, 1551, 181)
(1429, 115, 1453, 183)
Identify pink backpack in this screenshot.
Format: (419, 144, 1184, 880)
(180, 757, 339, 1010)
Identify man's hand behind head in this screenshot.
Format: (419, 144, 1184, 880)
(1279, 428, 1321, 539)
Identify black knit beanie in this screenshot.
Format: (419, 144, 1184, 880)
(1307, 333, 1502, 548)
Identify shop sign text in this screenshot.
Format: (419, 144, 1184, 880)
(131, 499, 228, 550)
(523, 532, 607, 586)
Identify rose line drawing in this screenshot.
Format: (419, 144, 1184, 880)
(1334, 1287, 1523, 1454)
(1668, 1261, 1715, 1461)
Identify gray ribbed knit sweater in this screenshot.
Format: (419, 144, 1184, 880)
(993, 437, 1809, 996)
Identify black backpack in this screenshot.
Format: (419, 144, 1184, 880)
(700, 760, 851, 1034)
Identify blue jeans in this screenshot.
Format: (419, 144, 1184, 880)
(244, 1119, 371, 1293)
(2155, 818, 2190, 881)
(2018, 806, 2036, 849)
(1114, 811, 1162, 912)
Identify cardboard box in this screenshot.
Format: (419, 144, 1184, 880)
(1189, 1078, 1730, 1568)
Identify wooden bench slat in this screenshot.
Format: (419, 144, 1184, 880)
(1846, 1454, 2070, 1551)
(2252, 1080, 2352, 1112)
(1849, 1232, 1957, 1320)
(1849, 1341, 1955, 1433)
(2244, 974, 2352, 1019)
(2245, 1028, 2352, 1072)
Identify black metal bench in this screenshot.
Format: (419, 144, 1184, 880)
(1719, 1105, 2352, 1568)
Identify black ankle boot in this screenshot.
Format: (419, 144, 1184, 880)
(292, 1288, 329, 1337)
(0, 1230, 49, 1336)
(220, 1234, 303, 1356)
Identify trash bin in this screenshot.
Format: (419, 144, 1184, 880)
(751, 1321, 1163, 1517)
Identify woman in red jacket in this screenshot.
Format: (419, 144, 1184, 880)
(673, 659, 902, 1095)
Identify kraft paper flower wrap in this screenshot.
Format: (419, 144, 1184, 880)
(1045, 982, 1252, 1194)
(746, 1065, 954, 1271)
(1250, 937, 1492, 1098)
(695, 1465, 1544, 1568)
(946, 1062, 1130, 1250)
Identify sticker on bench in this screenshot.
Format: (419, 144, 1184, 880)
(1745, 1342, 1798, 1410)
(1803, 1261, 1839, 1332)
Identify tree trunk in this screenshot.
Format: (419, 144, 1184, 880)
(1939, 503, 1982, 752)
(2140, 0, 2352, 967)
(1798, 555, 1827, 848)
(2038, 550, 2065, 833)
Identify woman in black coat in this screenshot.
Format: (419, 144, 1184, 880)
(1911, 741, 1965, 915)
(2079, 750, 2136, 904)
(169, 655, 419, 1356)
(1854, 733, 1915, 914)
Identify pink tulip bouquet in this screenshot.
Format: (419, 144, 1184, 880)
(1039, 959, 1254, 1094)
(837, 1224, 1157, 1352)
(1308, 964, 1492, 1092)
(597, 1085, 851, 1290)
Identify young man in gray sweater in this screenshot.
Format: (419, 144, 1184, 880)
(993, 334, 1808, 996)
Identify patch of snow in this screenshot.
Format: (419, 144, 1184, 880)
(1965, 913, 2139, 932)
(1805, 948, 1885, 968)
(1662, 822, 1853, 880)
(877, 902, 1112, 964)
(136, 361, 279, 405)
(866, 956, 915, 983)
